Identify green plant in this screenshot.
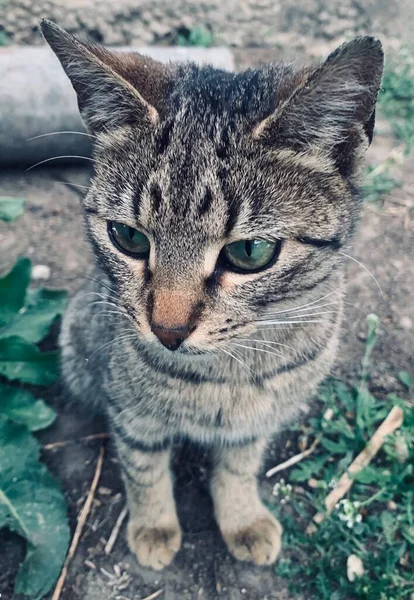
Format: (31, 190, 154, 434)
(378, 48, 414, 154)
(1, 209, 70, 598)
(363, 47, 414, 203)
(177, 25, 213, 48)
(0, 196, 26, 221)
(0, 30, 9, 47)
(363, 165, 402, 204)
(270, 315, 414, 600)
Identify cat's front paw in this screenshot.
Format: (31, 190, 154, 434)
(127, 519, 182, 571)
(223, 515, 283, 566)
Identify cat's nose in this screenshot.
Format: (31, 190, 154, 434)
(151, 323, 191, 351)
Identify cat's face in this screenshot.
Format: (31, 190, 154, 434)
(41, 20, 383, 354)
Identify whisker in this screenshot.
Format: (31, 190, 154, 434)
(87, 333, 138, 361)
(83, 274, 118, 294)
(238, 338, 297, 353)
(219, 348, 253, 374)
(339, 252, 384, 298)
(233, 343, 298, 365)
(54, 180, 89, 190)
(27, 131, 97, 141)
(26, 155, 96, 171)
(263, 289, 342, 316)
(286, 310, 338, 318)
(257, 319, 327, 326)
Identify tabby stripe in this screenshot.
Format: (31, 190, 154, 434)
(117, 447, 153, 473)
(137, 345, 228, 385)
(220, 435, 259, 448)
(111, 421, 171, 452)
(297, 235, 342, 250)
(121, 465, 163, 488)
(254, 332, 332, 384)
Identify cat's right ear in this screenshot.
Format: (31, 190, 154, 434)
(40, 19, 170, 133)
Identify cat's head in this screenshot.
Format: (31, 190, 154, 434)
(41, 20, 383, 354)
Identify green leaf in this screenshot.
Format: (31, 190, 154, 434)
(0, 197, 25, 221)
(0, 383, 56, 431)
(351, 465, 383, 484)
(356, 388, 376, 433)
(320, 437, 349, 454)
(0, 288, 68, 343)
(381, 511, 397, 544)
(0, 258, 31, 328)
(398, 371, 413, 390)
(333, 381, 355, 410)
(0, 336, 59, 385)
(0, 421, 69, 600)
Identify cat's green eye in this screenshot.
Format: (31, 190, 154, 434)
(223, 239, 280, 272)
(108, 222, 150, 258)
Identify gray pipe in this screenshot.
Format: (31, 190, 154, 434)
(0, 46, 234, 167)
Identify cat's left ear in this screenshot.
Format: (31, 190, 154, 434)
(254, 37, 384, 176)
(40, 19, 170, 133)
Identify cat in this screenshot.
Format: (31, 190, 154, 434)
(40, 19, 383, 571)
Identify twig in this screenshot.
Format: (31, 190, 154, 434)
(51, 446, 105, 600)
(266, 439, 319, 477)
(266, 408, 334, 478)
(43, 432, 109, 450)
(140, 591, 163, 600)
(310, 406, 404, 529)
(104, 505, 128, 555)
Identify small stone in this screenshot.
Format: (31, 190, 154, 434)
(399, 316, 412, 330)
(347, 554, 364, 582)
(32, 264, 51, 280)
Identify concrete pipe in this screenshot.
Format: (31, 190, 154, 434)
(0, 46, 234, 167)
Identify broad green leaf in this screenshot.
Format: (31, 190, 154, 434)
(0, 421, 69, 600)
(398, 370, 413, 390)
(0, 197, 25, 221)
(0, 288, 68, 343)
(0, 258, 31, 327)
(0, 336, 59, 385)
(351, 465, 383, 484)
(0, 383, 56, 430)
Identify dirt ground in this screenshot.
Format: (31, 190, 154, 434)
(1, 37, 414, 600)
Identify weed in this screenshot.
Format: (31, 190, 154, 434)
(0, 208, 69, 599)
(270, 315, 414, 600)
(177, 25, 213, 48)
(364, 46, 414, 202)
(0, 30, 9, 47)
(379, 47, 414, 154)
(363, 164, 402, 204)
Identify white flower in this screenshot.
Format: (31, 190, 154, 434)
(335, 499, 363, 528)
(272, 478, 293, 502)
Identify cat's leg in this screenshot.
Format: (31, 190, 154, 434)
(211, 438, 282, 566)
(113, 427, 181, 570)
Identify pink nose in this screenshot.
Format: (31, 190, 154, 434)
(151, 323, 191, 351)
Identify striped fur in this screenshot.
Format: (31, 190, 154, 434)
(41, 20, 383, 570)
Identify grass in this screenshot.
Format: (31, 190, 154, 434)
(270, 315, 414, 600)
(364, 46, 414, 203)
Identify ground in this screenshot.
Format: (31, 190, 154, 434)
(0, 11, 414, 600)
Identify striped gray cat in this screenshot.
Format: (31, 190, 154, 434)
(41, 20, 383, 570)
